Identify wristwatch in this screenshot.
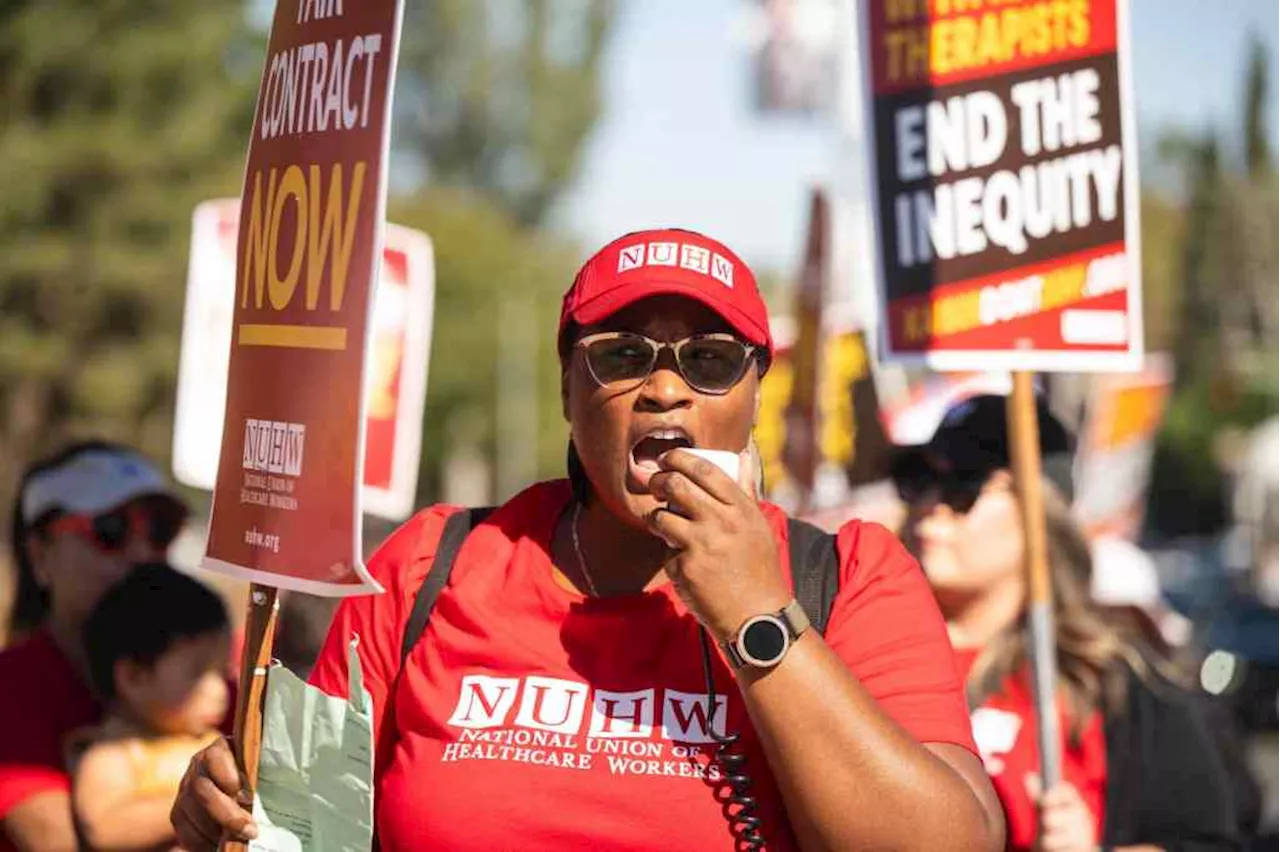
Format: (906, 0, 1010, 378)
(722, 600, 810, 670)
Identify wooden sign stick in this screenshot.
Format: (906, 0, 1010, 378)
(222, 582, 279, 852)
(1007, 371, 1063, 790)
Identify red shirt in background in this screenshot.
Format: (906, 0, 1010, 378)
(0, 631, 101, 852)
(310, 480, 977, 851)
(954, 649, 1108, 851)
(0, 629, 236, 852)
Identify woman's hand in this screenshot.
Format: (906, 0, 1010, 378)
(645, 448, 791, 641)
(1027, 777, 1097, 852)
(169, 738, 258, 851)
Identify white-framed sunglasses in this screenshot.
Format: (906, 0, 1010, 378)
(575, 331, 759, 395)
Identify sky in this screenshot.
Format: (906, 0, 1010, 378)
(556, 0, 1280, 275)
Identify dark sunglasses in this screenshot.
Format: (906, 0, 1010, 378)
(892, 455, 994, 514)
(46, 502, 185, 553)
(575, 331, 758, 395)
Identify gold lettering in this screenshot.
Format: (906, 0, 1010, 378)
(883, 31, 907, 83)
(885, 0, 926, 26)
(268, 164, 307, 310)
(1067, 0, 1090, 47)
(1042, 264, 1086, 309)
(240, 168, 278, 309)
(306, 161, 366, 311)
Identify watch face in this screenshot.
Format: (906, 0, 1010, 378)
(741, 616, 788, 665)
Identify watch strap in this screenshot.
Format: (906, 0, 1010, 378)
(721, 599, 809, 670)
(723, 639, 747, 670)
(779, 599, 810, 640)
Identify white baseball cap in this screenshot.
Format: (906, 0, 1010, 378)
(21, 447, 185, 524)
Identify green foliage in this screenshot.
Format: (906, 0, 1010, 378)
(0, 1, 259, 525)
(388, 188, 578, 501)
(1173, 135, 1229, 376)
(1243, 33, 1272, 177)
(387, 0, 617, 500)
(395, 0, 615, 225)
(1137, 193, 1186, 352)
(0, 0, 618, 527)
(1143, 37, 1278, 540)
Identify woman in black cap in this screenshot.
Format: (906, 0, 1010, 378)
(894, 395, 1240, 852)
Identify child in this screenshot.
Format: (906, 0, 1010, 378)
(71, 562, 231, 851)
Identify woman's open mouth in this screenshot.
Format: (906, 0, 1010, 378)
(628, 428, 694, 487)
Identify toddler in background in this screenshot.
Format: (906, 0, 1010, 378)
(70, 562, 231, 851)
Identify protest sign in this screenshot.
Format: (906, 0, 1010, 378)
(861, 0, 1142, 372)
(358, 226, 434, 519)
(781, 190, 828, 506)
(1073, 354, 1173, 540)
(756, 329, 794, 498)
(174, 201, 434, 522)
(203, 0, 404, 596)
(759, 327, 890, 504)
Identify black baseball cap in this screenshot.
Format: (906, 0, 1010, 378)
(891, 394, 1076, 505)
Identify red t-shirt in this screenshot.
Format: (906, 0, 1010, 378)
(955, 650, 1108, 851)
(309, 480, 976, 851)
(0, 630, 236, 852)
(0, 631, 101, 852)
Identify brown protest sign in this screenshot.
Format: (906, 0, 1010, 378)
(203, 0, 404, 596)
(861, 0, 1142, 372)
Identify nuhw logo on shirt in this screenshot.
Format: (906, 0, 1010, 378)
(616, 241, 736, 289)
(440, 674, 729, 780)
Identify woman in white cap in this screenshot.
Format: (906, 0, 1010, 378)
(172, 229, 1005, 851)
(894, 395, 1240, 852)
(0, 441, 188, 852)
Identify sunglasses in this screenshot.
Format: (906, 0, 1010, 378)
(45, 502, 185, 553)
(892, 456, 995, 514)
(576, 331, 758, 395)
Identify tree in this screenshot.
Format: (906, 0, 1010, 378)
(1171, 134, 1225, 379)
(1228, 33, 1278, 372)
(393, 0, 615, 225)
(1137, 192, 1186, 353)
(0, 2, 259, 559)
(382, 1, 618, 503)
(1144, 37, 1278, 541)
(1243, 33, 1272, 178)
(387, 188, 581, 504)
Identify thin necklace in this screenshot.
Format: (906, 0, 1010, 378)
(570, 501, 600, 598)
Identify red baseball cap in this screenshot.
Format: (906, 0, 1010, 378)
(558, 228, 774, 364)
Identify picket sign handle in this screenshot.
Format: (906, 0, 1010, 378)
(221, 583, 279, 852)
(1007, 372, 1063, 791)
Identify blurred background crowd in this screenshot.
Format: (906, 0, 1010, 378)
(0, 0, 1275, 847)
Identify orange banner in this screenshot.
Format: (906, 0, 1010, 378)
(202, 0, 404, 596)
(1074, 354, 1173, 540)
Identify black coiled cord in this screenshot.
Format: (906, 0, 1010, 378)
(698, 626, 766, 851)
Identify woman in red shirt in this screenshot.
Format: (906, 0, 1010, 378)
(172, 229, 1004, 851)
(0, 442, 188, 852)
(894, 394, 1240, 852)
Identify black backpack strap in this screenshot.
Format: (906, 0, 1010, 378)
(787, 518, 840, 635)
(399, 506, 495, 667)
